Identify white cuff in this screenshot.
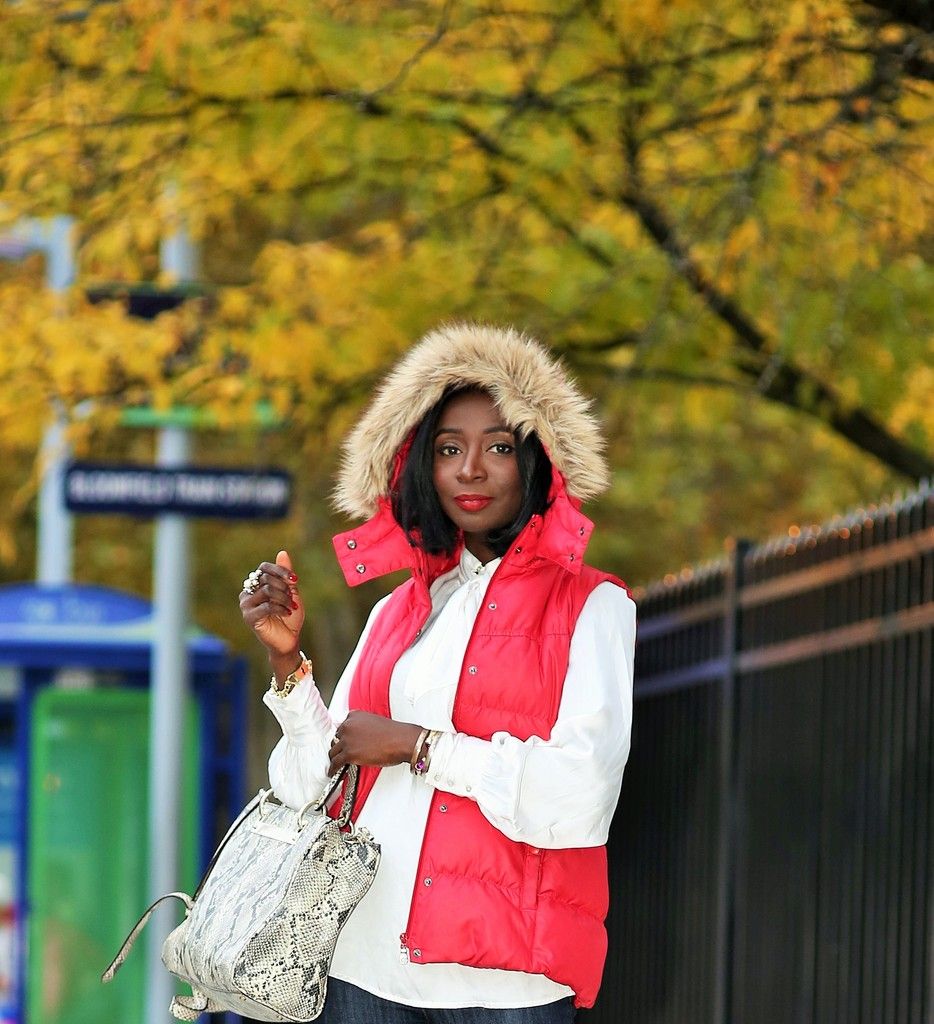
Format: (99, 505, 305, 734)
(420, 732, 489, 800)
(261, 673, 335, 748)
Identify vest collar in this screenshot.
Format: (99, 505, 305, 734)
(332, 465, 593, 587)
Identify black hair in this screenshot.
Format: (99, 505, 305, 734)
(391, 386, 552, 558)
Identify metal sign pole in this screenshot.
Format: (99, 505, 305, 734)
(36, 415, 74, 584)
(145, 426, 191, 1024)
(146, 203, 196, 1024)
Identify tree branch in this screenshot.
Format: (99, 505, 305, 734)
(573, 362, 754, 394)
(617, 187, 934, 479)
(860, 0, 934, 31)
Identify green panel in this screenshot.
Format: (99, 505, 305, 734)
(26, 689, 200, 1024)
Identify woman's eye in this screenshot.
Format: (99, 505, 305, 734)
(437, 444, 460, 457)
(491, 442, 514, 455)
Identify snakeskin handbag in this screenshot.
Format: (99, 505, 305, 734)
(102, 765, 380, 1021)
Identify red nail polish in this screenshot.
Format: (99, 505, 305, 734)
(288, 573, 298, 582)
(284, 608, 292, 616)
(292, 601, 299, 610)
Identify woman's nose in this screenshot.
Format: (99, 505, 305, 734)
(456, 449, 486, 481)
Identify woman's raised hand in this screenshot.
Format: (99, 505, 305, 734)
(240, 550, 305, 672)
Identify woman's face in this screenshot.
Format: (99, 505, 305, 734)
(432, 390, 523, 562)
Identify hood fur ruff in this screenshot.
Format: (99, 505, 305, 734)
(333, 323, 609, 520)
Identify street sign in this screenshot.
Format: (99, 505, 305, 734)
(64, 462, 292, 519)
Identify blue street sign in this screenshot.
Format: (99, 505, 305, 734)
(64, 463, 291, 519)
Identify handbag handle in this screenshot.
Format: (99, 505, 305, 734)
(309, 762, 358, 828)
(194, 765, 358, 901)
(192, 789, 263, 901)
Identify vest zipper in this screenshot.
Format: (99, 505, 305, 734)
(400, 550, 514, 959)
(345, 603, 432, 824)
(392, 600, 435, 961)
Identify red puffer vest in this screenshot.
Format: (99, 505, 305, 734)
(331, 470, 630, 1008)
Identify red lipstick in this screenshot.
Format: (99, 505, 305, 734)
(454, 494, 493, 512)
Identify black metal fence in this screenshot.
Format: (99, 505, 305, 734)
(592, 484, 934, 1024)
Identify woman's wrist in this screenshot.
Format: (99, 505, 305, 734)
(397, 723, 425, 765)
(409, 727, 444, 776)
(269, 649, 306, 686)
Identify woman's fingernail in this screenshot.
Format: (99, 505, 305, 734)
(292, 601, 299, 610)
(284, 608, 292, 616)
(288, 573, 298, 582)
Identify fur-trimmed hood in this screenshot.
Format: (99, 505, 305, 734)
(333, 323, 609, 519)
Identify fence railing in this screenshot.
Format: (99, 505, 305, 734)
(592, 483, 933, 1024)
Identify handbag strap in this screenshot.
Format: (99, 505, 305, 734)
(102, 895, 221, 1021)
(317, 763, 358, 827)
(101, 770, 359, 989)
(101, 891, 193, 984)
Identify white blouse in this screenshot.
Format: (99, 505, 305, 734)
(263, 547, 636, 1009)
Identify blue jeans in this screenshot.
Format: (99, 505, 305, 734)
(320, 978, 577, 1024)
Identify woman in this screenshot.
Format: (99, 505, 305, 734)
(240, 323, 636, 1023)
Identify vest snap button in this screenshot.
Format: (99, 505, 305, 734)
(439, 803, 448, 812)
(569, 553, 575, 561)
(488, 602, 497, 610)
(424, 877, 432, 886)
(347, 539, 357, 549)
(413, 949, 422, 957)
(355, 564, 366, 574)
(515, 546, 522, 553)
(468, 665, 478, 675)
(578, 527, 585, 536)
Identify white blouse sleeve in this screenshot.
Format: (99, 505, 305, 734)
(423, 582, 636, 849)
(263, 594, 392, 809)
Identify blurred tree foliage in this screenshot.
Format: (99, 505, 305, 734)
(0, 0, 931, 689)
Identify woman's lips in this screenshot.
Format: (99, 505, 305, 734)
(454, 495, 493, 512)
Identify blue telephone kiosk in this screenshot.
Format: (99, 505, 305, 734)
(0, 582, 247, 1024)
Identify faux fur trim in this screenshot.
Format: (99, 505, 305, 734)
(333, 323, 609, 519)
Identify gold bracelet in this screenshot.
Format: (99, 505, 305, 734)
(422, 729, 442, 776)
(269, 651, 311, 698)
